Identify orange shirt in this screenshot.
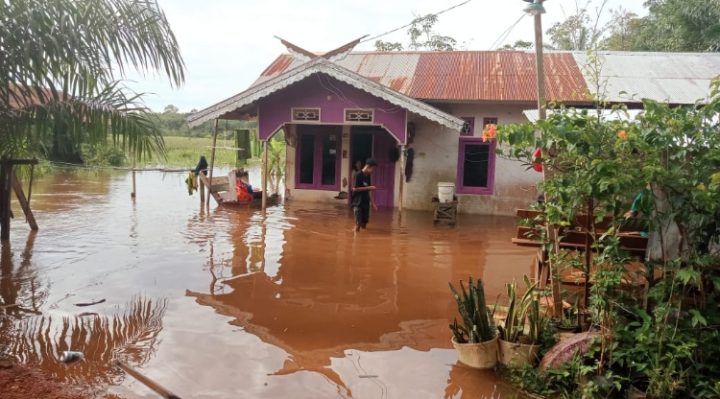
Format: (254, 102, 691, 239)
(235, 180, 253, 202)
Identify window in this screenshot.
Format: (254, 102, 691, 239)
(483, 117, 498, 128)
(292, 108, 321, 122)
(456, 138, 496, 195)
(461, 117, 475, 136)
(295, 127, 341, 190)
(345, 109, 374, 123)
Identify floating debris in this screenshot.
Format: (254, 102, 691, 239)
(59, 351, 84, 363)
(73, 298, 106, 307)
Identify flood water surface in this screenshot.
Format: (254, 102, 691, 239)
(0, 170, 535, 398)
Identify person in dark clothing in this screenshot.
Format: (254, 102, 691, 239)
(194, 156, 209, 175)
(351, 158, 378, 232)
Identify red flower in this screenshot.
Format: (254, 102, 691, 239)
(481, 124, 497, 142)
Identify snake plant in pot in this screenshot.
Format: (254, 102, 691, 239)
(449, 277, 498, 369)
(497, 276, 544, 367)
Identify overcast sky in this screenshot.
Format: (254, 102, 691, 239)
(134, 0, 648, 112)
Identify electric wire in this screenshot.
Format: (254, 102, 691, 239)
(489, 13, 528, 50)
(360, 0, 474, 44)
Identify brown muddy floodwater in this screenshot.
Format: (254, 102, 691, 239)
(0, 169, 536, 398)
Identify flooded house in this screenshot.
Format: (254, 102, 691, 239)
(188, 39, 720, 215)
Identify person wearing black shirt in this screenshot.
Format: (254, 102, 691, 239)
(351, 158, 378, 232)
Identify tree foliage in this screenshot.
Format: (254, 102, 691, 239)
(546, 0, 609, 51)
(548, 0, 720, 52)
(497, 79, 720, 398)
(0, 0, 186, 162)
(374, 13, 456, 52)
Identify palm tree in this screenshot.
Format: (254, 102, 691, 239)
(0, 0, 186, 161)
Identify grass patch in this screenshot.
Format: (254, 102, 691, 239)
(147, 136, 257, 168)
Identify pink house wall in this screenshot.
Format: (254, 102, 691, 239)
(258, 75, 407, 143)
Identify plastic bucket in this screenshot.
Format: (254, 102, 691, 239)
(438, 182, 455, 203)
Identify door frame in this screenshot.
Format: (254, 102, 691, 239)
(294, 125, 342, 191)
(348, 126, 396, 208)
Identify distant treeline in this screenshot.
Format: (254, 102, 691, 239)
(156, 104, 257, 138)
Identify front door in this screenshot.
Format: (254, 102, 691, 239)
(350, 127, 396, 208)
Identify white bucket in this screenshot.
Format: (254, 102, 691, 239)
(438, 182, 455, 203)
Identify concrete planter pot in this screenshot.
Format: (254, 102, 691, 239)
(451, 336, 498, 369)
(498, 339, 539, 367)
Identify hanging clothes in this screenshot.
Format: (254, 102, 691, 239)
(185, 171, 198, 195)
(405, 147, 415, 182)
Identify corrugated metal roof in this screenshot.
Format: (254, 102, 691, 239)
(254, 51, 589, 103)
(572, 52, 720, 104)
(254, 51, 720, 104)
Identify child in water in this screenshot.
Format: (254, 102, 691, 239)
(351, 158, 378, 232)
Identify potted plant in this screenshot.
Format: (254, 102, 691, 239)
(497, 276, 544, 367)
(449, 277, 498, 369)
(555, 300, 581, 342)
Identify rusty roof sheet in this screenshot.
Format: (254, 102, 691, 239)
(254, 51, 590, 103)
(252, 50, 720, 104)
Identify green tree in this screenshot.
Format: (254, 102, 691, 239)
(546, 0, 609, 50)
(408, 14, 456, 51)
(0, 0, 185, 162)
(500, 40, 534, 51)
(374, 13, 456, 52)
(374, 41, 404, 51)
(633, 0, 720, 51)
(601, 8, 642, 51)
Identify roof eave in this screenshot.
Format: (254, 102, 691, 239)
(187, 58, 464, 131)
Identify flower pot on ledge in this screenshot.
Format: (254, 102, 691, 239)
(498, 339, 539, 367)
(452, 336, 498, 369)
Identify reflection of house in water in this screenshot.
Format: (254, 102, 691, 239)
(186, 206, 502, 390)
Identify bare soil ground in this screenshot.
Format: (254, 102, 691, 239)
(0, 359, 87, 399)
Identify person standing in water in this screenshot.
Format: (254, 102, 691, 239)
(351, 158, 378, 232)
(194, 156, 209, 176)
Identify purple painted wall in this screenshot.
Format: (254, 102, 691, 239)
(258, 75, 407, 143)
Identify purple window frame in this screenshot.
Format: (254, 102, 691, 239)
(483, 117, 498, 128)
(456, 137, 496, 195)
(295, 127, 342, 191)
(460, 117, 475, 137)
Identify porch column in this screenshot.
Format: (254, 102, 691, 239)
(207, 119, 219, 207)
(399, 145, 406, 212)
(261, 140, 268, 211)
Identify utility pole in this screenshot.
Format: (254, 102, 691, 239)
(533, 2, 547, 120)
(524, 0, 547, 120)
(524, 0, 562, 317)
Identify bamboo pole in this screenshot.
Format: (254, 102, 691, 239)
(261, 140, 268, 211)
(207, 119, 219, 207)
(115, 361, 181, 399)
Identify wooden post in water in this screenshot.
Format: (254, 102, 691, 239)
(399, 145, 406, 212)
(261, 140, 268, 211)
(199, 173, 205, 204)
(207, 119, 219, 207)
(0, 162, 10, 242)
(131, 157, 137, 198)
(10, 171, 37, 231)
